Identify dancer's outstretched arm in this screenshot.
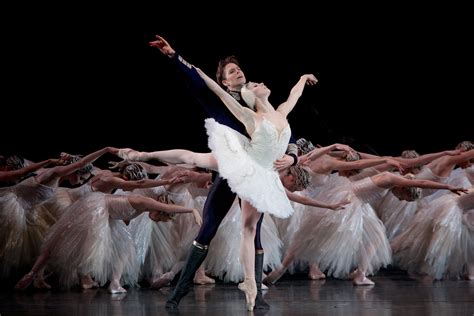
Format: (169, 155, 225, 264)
(127, 195, 202, 225)
(277, 74, 318, 118)
(285, 188, 350, 210)
(299, 143, 353, 164)
(0, 158, 57, 183)
(195, 67, 255, 129)
(379, 172, 468, 195)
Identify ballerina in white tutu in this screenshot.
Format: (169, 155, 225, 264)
(392, 186, 474, 281)
(271, 139, 405, 281)
(0, 154, 58, 186)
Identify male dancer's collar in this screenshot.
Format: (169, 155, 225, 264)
(228, 90, 241, 101)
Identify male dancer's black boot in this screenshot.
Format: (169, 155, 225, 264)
(165, 242, 208, 310)
(254, 251, 270, 310)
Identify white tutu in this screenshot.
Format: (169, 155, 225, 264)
(130, 212, 178, 281)
(296, 177, 391, 279)
(205, 200, 282, 283)
(42, 193, 139, 288)
(274, 172, 342, 274)
(0, 177, 54, 277)
(128, 185, 185, 280)
(416, 167, 448, 201)
(206, 118, 293, 218)
(35, 184, 94, 227)
(392, 189, 474, 279)
(377, 192, 420, 241)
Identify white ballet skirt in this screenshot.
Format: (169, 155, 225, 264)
(273, 172, 343, 274)
(41, 192, 139, 288)
(465, 166, 474, 185)
(128, 186, 180, 281)
(295, 177, 391, 279)
(449, 167, 473, 187)
(377, 191, 419, 241)
(130, 182, 208, 281)
(392, 189, 474, 279)
(170, 185, 206, 259)
(35, 183, 94, 226)
(416, 167, 448, 201)
(205, 199, 282, 283)
(0, 177, 54, 277)
(275, 172, 329, 248)
(205, 118, 293, 218)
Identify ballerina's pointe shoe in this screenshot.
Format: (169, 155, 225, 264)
(238, 278, 257, 311)
(15, 272, 35, 290)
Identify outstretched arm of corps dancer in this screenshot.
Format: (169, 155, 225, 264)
(285, 188, 350, 210)
(127, 194, 202, 225)
(376, 172, 468, 195)
(36, 147, 118, 185)
(0, 158, 58, 183)
(299, 143, 354, 164)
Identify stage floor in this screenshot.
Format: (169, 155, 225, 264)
(1, 270, 473, 315)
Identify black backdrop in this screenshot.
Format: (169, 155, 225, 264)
(2, 6, 472, 162)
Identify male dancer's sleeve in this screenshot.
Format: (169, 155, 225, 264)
(286, 141, 299, 166)
(168, 54, 246, 134)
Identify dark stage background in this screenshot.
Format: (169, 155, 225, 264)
(2, 7, 472, 162)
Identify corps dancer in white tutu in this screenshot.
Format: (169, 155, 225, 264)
(128, 167, 212, 289)
(168, 169, 214, 286)
(205, 166, 312, 284)
(442, 142, 474, 192)
(376, 148, 462, 240)
(392, 186, 473, 281)
(0, 154, 57, 187)
(118, 66, 349, 310)
(415, 142, 473, 203)
(336, 146, 464, 241)
(266, 145, 405, 283)
(0, 147, 115, 279)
